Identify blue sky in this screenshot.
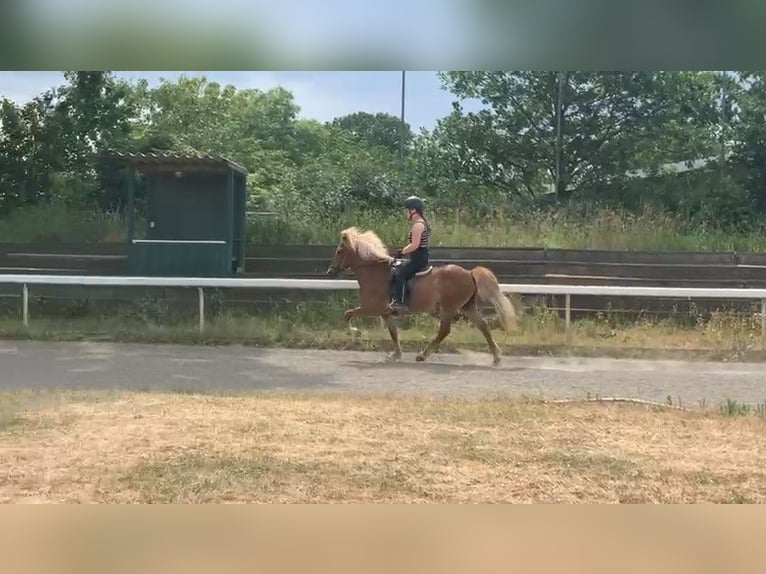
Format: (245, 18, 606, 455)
(0, 71, 483, 132)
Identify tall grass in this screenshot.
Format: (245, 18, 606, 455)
(3, 201, 766, 251)
(1, 293, 763, 358)
(248, 205, 766, 251)
(0, 202, 126, 243)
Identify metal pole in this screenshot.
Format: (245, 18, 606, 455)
(399, 70, 406, 167)
(22, 284, 28, 327)
(198, 287, 205, 334)
(126, 169, 135, 246)
(719, 70, 727, 187)
(554, 71, 565, 201)
(761, 298, 765, 350)
(565, 293, 571, 335)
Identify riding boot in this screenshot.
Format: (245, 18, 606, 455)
(389, 282, 408, 314)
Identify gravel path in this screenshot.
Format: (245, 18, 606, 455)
(1, 340, 765, 406)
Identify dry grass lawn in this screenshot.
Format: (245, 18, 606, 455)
(1, 391, 765, 503)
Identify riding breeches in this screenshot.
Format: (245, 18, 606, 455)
(392, 250, 429, 304)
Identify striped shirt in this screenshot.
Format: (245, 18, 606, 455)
(407, 219, 431, 250)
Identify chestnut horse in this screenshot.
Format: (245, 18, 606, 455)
(326, 226, 520, 365)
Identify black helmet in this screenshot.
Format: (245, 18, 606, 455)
(404, 195, 425, 212)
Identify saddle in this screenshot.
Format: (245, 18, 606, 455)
(390, 258, 434, 278)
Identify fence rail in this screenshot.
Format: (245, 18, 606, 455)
(5, 243, 766, 317)
(2, 274, 765, 347)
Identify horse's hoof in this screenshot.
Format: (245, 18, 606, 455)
(386, 352, 402, 362)
(416, 354, 426, 362)
(492, 357, 502, 367)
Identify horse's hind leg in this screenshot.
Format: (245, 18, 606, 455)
(416, 312, 453, 362)
(462, 301, 502, 366)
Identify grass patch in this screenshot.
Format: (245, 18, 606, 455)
(1, 297, 765, 361)
(1, 390, 765, 503)
(121, 454, 335, 503)
(542, 451, 643, 478)
(0, 390, 113, 433)
(0, 399, 20, 431)
(719, 398, 766, 418)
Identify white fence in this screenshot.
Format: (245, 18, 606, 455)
(2, 274, 766, 345)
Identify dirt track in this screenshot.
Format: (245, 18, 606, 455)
(1, 340, 765, 407)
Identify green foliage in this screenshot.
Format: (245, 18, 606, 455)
(0, 71, 143, 214)
(729, 72, 766, 212)
(3, 70, 766, 244)
(331, 111, 413, 157)
(437, 71, 721, 197)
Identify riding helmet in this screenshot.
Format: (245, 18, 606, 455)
(404, 195, 425, 212)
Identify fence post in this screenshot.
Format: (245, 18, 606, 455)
(565, 293, 571, 344)
(198, 287, 205, 334)
(22, 284, 29, 327)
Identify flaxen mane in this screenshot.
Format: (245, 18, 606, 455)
(341, 227, 393, 263)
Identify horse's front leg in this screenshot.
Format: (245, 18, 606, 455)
(382, 314, 402, 361)
(344, 307, 364, 337)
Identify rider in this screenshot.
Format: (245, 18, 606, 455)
(390, 195, 431, 312)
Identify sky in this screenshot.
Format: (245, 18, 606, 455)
(0, 70, 483, 132)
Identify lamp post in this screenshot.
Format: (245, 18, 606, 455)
(555, 71, 566, 201)
(719, 70, 727, 187)
(399, 70, 406, 167)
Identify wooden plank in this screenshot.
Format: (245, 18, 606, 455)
(0, 242, 760, 265)
(544, 248, 738, 265)
(736, 253, 766, 266)
(428, 247, 547, 262)
(495, 276, 549, 284)
(244, 258, 547, 276)
(544, 263, 741, 281)
(737, 266, 766, 281)
(244, 258, 337, 275)
(246, 245, 332, 259)
(246, 244, 549, 262)
(0, 254, 124, 267)
(0, 268, 87, 277)
(0, 243, 125, 256)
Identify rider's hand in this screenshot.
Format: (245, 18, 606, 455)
(393, 248, 404, 258)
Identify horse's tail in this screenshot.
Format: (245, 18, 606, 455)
(470, 266, 520, 332)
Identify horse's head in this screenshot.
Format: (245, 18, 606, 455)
(327, 227, 393, 276)
(326, 230, 354, 276)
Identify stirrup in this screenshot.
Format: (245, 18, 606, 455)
(389, 300, 407, 313)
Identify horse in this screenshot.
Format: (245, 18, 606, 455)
(325, 226, 521, 366)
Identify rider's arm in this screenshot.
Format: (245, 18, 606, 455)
(401, 222, 424, 255)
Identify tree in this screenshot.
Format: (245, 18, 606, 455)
(728, 72, 766, 212)
(437, 71, 720, 199)
(331, 111, 413, 158)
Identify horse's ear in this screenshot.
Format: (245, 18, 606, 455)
(340, 231, 349, 244)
